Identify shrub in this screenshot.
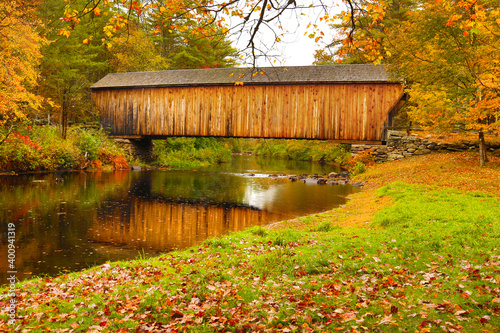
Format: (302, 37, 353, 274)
(0, 131, 45, 171)
(0, 125, 129, 172)
(73, 129, 102, 161)
(252, 139, 350, 165)
(346, 150, 374, 175)
(153, 137, 232, 169)
(349, 161, 366, 176)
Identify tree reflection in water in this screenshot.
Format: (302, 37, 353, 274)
(0, 156, 357, 283)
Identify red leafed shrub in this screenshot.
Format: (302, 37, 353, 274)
(90, 159, 103, 170)
(111, 155, 130, 170)
(346, 150, 375, 176)
(0, 131, 46, 171)
(346, 150, 375, 169)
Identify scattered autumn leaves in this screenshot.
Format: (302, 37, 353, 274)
(1, 152, 499, 332)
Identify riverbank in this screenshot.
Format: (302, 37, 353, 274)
(0, 127, 354, 173)
(0, 126, 130, 173)
(1, 152, 500, 331)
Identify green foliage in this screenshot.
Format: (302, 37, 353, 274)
(153, 137, 232, 169)
(252, 139, 350, 165)
(73, 129, 103, 161)
(220, 138, 256, 154)
(37, 0, 110, 131)
(312, 221, 340, 232)
(0, 125, 127, 171)
(349, 161, 366, 176)
(150, 18, 237, 69)
(249, 226, 268, 237)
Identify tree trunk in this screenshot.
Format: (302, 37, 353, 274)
(61, 107, 68, 140)
(61, 93, 68, 140)
(479, 131, 487, 167)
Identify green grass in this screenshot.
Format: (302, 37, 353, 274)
(2, 154, 500, 331)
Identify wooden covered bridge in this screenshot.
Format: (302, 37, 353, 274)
(91, 64, 407, 144)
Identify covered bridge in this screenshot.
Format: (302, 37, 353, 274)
(91, 65, 406, 144)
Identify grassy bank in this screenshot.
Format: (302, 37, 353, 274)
(0, 125, 128, 172)
(153, 137, 232, 169)
(252, 139, 351, 165)
(1, 152, 500, 332)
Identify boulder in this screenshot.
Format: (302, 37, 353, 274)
(339, 171, 350, 178)
(352, 181, 366, 188)
(414, 149, 431, 155)
(317, 178, 327, 185)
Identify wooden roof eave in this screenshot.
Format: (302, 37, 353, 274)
(90, 80, 401, 91)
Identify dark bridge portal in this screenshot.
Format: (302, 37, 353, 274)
(91, 65, 406, 144)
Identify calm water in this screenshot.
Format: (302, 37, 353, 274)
(0, 156, 357, 283)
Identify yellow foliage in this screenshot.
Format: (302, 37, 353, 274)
(0, 0, 45, 125)
(107, 25, 169, 72)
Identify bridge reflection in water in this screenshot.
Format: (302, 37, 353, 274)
(89, 198, 285, 251)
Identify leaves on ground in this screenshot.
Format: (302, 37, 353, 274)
(1, 152, 500, 332)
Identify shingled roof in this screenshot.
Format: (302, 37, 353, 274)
(91, 64, 396, 89)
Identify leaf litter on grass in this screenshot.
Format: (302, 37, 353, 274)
(1, 152, 500, 332)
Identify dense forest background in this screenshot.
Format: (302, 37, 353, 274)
(1, 0, 499, 169)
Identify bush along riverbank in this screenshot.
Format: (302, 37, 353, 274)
(251, 139, 370, 177)
(0, 125, 129, 173)
(252, 139, 351, 165)
(153, 137, 233, 169)
(0, 128, 354, 173)
(1, 151, 499, 332)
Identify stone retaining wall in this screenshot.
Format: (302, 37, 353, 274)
(114, 138, 154, 162)
(351, 131, 500, 163)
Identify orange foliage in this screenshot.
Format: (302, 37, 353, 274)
(358, 152, 500, 195)
(0, 0, 46, 124)
(111, 155, 130, 170)
(346, 150, 375, 169)
(90, 160, 103, 170)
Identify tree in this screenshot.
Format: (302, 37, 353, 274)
(329, 0, 500, 166)
(107, 22, 170, 72)
(385, 0, 500, 166)
(140, 4, 237, 69)
(0, 0, 45, 128)
(38, 0, 111, 138)
(57, 0, 333, 67)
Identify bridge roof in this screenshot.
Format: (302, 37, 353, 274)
(91, 64, 397, 90)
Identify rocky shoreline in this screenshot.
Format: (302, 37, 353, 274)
(351, 130, 500, 163)
(243, 170, 366, 188)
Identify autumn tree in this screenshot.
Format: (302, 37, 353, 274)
(57, 0, 334, 67)
(129, 3, 237, 69)
(389, 0, 500, 166)
(107, 22, 170, 72)
(329, 0, 500, 166)
(0, 0, 45, 132)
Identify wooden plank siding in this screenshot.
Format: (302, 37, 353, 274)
(92, 83, 403, 142)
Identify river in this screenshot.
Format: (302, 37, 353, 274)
(0, 155, 358, 283)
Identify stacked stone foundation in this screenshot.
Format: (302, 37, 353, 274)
(351, 131, 500, 163)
